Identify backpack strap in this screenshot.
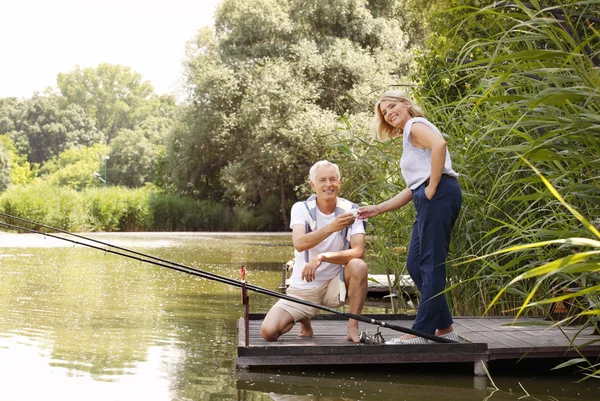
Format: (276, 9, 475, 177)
(303, 195, 318, 262)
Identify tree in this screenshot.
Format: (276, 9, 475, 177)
(108, 128, 156, 188)
(0, 94, 102, 165)
(167, 0, 414, 228)
(216, 60, 339, 227)
(39, 144, 111, 190)
(0, 134, 37, 185)
(57, 63, 157, 144)
(108, 96, 176, 188)
(0, 142, 11, 192)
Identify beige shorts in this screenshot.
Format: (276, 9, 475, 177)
(274, 276, 346, 322)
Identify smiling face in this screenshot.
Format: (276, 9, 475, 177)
(310, 164, 340, 201)
(380, 100, 411, 130)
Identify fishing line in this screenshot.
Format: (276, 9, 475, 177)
(0, 213, 457, 343)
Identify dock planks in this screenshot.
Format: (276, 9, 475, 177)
(237, 314, 600, 374)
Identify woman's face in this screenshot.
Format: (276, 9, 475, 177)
(380, 100, 410, 129)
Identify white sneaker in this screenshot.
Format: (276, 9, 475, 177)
(385, 336, 429, 345)
(437, 331, 459, 342)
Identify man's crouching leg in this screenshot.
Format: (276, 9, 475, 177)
(344, 258, 368, 343)
(261, 306, 295, 341)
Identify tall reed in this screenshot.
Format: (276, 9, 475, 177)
(425, 1, 600, 317)
(335, 1, 600, 319)
(0, 183, 270, 232)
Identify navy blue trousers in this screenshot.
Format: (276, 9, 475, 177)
(407, 176, 462, 334)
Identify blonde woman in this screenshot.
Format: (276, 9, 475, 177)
(358, 90, 462, 344)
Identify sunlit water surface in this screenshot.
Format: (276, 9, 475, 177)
(0, 232, 597, 401)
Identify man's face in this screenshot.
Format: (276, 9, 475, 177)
(310, 165, 340, 200)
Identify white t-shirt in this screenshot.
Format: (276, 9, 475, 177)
(288, 201, 366, 289)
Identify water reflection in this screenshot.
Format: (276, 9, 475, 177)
(237, 369, 489, 400)
(0, 232, 598, 401)
(236, 369, 600, 401)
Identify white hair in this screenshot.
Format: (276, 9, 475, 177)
(309, 160, 341, 183)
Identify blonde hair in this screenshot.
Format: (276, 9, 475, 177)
(370, 90, 424, 141)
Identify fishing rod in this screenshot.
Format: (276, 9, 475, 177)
(0, 213, 457, 344)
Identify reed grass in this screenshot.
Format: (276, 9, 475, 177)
(335, 1, 600, 324)
(0, 183, 269, 232)
(1, 181, 83, 230)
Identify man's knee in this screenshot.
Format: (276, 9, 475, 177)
(260, 322, 280, 341)
(260, 306, 294, 341)
(346, 258, 367, 280)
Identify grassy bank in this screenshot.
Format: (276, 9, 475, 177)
(0, 182, 268, 232)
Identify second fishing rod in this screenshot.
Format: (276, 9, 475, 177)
(0, 213, 457, 343)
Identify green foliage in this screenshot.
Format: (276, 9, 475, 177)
(57, 63, 158, 144)
(149, 191, 275, 231)
(338, 1, 600, 320)
(168, 0, 413, 229)
(414, 0, 600, 314)
(457, 161, 600, 377)
(39, 144, 111, 190)
(148, 192, 234, 231)
(433, 1, 600, 375)
(0, 141, 11, 192)
(108, 129, 156, 188)
(111, 106, 176, 189)
(0, 94, 102, 165)
(1, 65, 175, 189)
(0, 182, 272, 232)
(84, 186, 154, 231)
(0, 134, 38, 185)
(0, 181, 85, 230)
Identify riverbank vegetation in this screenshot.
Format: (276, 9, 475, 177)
(0, 0, 598, 353)
(335, 0, 599, 375)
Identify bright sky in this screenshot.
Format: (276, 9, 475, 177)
(0, 0, 221, 99)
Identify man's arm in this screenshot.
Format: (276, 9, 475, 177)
(301, 233, 366, 283)
(292, 212, 357, 252)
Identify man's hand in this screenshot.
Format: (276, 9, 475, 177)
(301, 255, 323, 283)
(331, 212, 356, 232)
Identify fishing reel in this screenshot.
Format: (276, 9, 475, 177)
(358, 326, 385, 345)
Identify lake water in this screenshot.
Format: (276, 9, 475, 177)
(0, 232, 597, 401)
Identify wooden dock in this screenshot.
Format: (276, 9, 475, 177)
(237, 313, 600, 375)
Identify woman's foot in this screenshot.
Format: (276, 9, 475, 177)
(385, 334, 429, 345)
(435, 326, 459, 342)
(435, 326, 454, 336)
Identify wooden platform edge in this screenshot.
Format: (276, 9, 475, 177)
(488, 344, 600, 360)
(237, 349, 490, 369)
(237, 317, 246, 347)
(237, 341, 489, 369)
